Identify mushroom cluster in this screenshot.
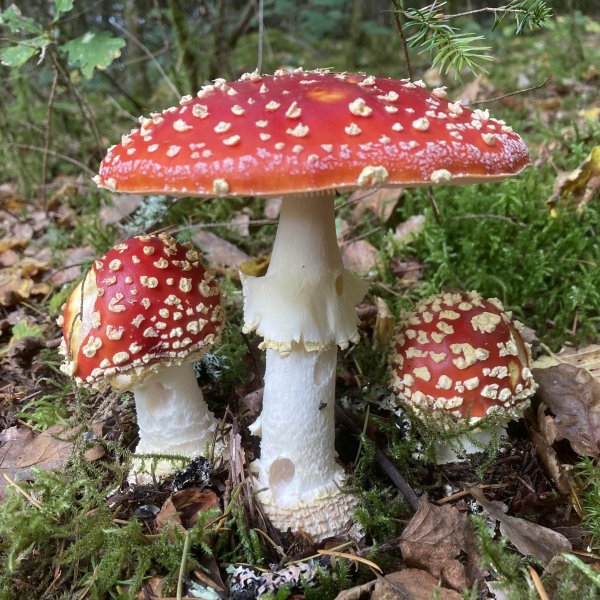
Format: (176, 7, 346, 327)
(59, 233, 224, 479)
(389, 291, 537, 460)
(94, 69, 529, 539)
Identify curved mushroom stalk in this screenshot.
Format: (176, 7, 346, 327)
(243, 193, 367, 540)
(130, 363, 218, 482)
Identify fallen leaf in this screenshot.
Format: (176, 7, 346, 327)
(393, 215, 425, 246)
(527, 404, 572, 495)
(349, 187, 402, 222)
(374, 296, 395, 347)
(263, 196, 282, 219)
(0, 259, 50, 306)
(47, 246, 96, 286)
(192, 231, 250, 275)
(372, 569, 463, 599)
(533, 363, 600, 457)
(156, 488, 218, 535)
(556, 344, 600, 381)
(239, 255, 270, 277)
(0, 424, 85, 497)
(342, 240, 379, 274)
(469, 487, 572, 565)
(547, 146, 600, 213)
(399, 497, 481, 591)
(229, 209, 251, 237)
(99, 193, 145, 224)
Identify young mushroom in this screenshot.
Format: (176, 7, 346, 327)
(58, 233, 224, 480)
(94, 69, 529, 540)
(389, 291, 537, 462)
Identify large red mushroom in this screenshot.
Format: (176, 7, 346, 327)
(94, 69, 529, 539)
(58, 233, 224, 480)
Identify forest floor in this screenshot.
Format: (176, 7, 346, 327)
(1, 14, 600, 600)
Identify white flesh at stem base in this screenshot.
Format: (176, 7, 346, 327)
(129, 362, 218, 482)
(244, 193, 368, 541)
(434, 423, 508, 464)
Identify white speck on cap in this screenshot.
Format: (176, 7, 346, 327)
(357, 165, 389, 187)
(430, 169, 452, 183)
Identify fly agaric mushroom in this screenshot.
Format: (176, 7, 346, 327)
(94, 69, 529, 540)
(389, 291, 537, 462)
(58, 233, 224, 479)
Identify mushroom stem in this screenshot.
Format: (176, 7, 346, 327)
(133, 362, 217, 463)
(243, 193, 368, 352)
(243, 193, 368, 540)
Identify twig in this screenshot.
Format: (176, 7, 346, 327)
(334, 403, 420, 511)
(392, 1, 413, 80)
(450, 213, 527, 227)
(427, 188, 441, 225)
(177, 531, 191, 599)
(111, 20, 180, 99)
(257, 0, 264, 72)
(42, 67, 59, 210)
(2, 474, 59, 522)
(3, 143, 96, 176)
(471, 77, 550, 105)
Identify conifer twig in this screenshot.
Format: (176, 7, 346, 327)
(334, 403, 420, 511)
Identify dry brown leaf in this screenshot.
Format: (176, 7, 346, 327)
(399, 497, 481, 591)
(156, 488, 218, 535)
(0, 237, 28, 254)
(264, 196, 282, 219)
(342, 240, 379, 274)
(374, 296, 395, 347)
(528, 404, 572, 495)
(533, 363, 600, 457)
(393, 215, 426, 246)
(0, 259, 51, 306)
(350, 187, 402, 222)
(547, 146, 600, 212)
(99, 193, 144, 224)
(556, 344, 600, 381)
(229, 210, 251, 237)
(0, 424, 90, 497)
(48, 246, 96, 286)
(375, 570, 462, 600)
(469, 487, 572, 565)
(192, 230, 250, 275)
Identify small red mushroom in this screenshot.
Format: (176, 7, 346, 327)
(93, 69, 530, 539)
(58, 233, 224, 479)
(389, 291, 536, 461)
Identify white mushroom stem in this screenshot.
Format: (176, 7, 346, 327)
(434, 423, 508, 464)
(243, 193, 368, 540)
(130, 362, 217, 479)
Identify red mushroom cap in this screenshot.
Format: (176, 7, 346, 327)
(389, 291, 536, 420)
(95, 69, 529, 197)
(58, 233, 223, 389)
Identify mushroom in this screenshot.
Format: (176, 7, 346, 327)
(389, 290, 537, 462)
(58, 233, 224, 480)
(93, 69, 529, 539)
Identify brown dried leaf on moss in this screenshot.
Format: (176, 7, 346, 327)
(556, 344, 600, 382)
(469, 487, 572, 565)
(349, 187, 402, 222)
(533, 363, 600, 457)
(399, 497, 481, 591)
(0, 259, 51, 306)
(155, 488, 218, 535)
(192, 230, 250, 277)
(0, 423, 101, 497)
(342, 239, 379, 274)
(547, 146, 600, 212)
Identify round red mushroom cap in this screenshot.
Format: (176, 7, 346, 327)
(95, 69, 529, 198)
(58, 233, 223, 389)
(389, 291, 536, 420)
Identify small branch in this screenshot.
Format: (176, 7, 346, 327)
(42, 67, 59, 209)
(176, 531, 191, 600)
(257, 0, 264, 72)
(1, 144, 96, 176)
(392, 0, 413, 80)
(111, 20, 180, 99)
(450, 213, 527, 227)
(334, 403, 420, 511)
(470, 77, 550, 105)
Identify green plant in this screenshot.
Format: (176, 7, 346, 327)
(393, 0, 552, 77)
